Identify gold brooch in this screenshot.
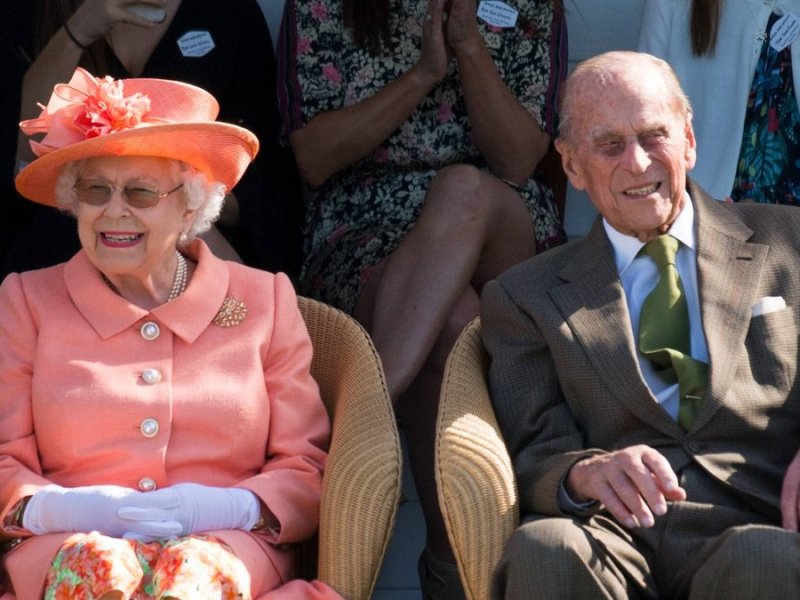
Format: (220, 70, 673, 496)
(213, 297, 247, 327)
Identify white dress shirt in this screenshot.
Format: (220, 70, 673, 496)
(603, 194, 709, 419)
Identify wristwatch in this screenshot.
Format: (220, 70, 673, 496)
(251, 502, 267, 531)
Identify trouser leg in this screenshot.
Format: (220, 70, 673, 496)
(492, 515, 657, 600)
(688, 524, 800, 600)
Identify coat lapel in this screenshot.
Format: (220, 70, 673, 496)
(549, 219, 681, 435)
(690, 182, 767, 428)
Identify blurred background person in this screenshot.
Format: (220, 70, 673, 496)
(640, 0, 800, 204)
(278, 0, 567, 596)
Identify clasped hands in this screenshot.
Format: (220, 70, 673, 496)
(418, 0, 485, 83)
(23, 482, 260, 542)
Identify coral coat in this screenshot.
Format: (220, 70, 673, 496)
(0, 241, 333, 599)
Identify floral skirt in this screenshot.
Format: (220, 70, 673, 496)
(301, 166, 566, 314)
(43, 532, 250, 599)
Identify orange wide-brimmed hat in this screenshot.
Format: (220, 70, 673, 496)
(15, 68, 259, 206)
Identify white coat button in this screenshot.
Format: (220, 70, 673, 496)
(138, 477, 157, 491)
(140, 418, 160, 438)
(141, 369, 162, 385)
(140, 321, 160, 340)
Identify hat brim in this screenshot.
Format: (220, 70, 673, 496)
(15, 121, 259, 207)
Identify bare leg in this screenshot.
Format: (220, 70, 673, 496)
(354, 164, 537, 574)
(398, 285, 481, 562)
(355, 164, 537, 400)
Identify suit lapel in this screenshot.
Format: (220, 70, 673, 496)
(691, 182, 768, 428)
(549, 219, 680, 435)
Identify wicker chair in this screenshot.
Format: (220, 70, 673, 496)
(297, 296, 402, 600)
(435, 317, 519, 600)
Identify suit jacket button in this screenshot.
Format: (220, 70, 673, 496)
(138, 477, 157, 492)
(140, 418, 160, 438)
(140, 321, 160, 340)
(141, 368, 162, 385)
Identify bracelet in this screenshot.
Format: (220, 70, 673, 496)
(7, 496, 30, 530)
(63, 21, 88, 50)
(251, 505, 266, 531)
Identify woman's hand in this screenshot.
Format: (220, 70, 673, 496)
(444, 0, 485, 58)
(415, 0, 451, 85)
(117, 483, 261, 541)
(65, 0, 167, 47)
(22, 484, 159, 537)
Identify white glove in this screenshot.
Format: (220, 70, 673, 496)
(117, 482, 260, 541)
(22, 484, 162, 536)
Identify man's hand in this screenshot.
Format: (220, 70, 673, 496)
(566, 445, 687, 528)
(780, 448, 800, 531)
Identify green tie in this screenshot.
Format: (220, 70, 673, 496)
(638, 235, 707, 430)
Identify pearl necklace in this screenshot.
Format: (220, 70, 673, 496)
(168, 251, 188, 302)
(101, 250, 188, 303)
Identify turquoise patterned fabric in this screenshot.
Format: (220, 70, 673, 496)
(732, 12, 800, 205)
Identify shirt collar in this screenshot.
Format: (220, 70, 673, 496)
(604, 191, 697, 276)
(64, 240, 230, 342)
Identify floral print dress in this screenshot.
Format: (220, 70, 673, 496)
(278, 0, 567, 313)
(43, 533, 250, 600)
(731, 12, 800, 204)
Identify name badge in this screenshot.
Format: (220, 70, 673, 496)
(477, 0, 518, 28)
(770, 13, 800, 52)
(177, 30, 215, 58)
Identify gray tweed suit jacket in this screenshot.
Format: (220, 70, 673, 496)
(482, 180, 800, 524)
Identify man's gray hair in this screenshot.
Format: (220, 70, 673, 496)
(557, 51, 693, 143)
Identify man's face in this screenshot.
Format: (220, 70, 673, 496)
(556, 71, 697, 242)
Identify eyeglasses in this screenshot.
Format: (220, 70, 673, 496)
(74, 179, 185, 209)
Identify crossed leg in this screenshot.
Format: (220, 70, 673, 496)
(354, 164, 538, 566)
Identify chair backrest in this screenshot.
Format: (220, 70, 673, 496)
(297, 296, 402, 600)
(435, 317, 519, 600)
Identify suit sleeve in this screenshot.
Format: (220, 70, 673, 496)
(239, 273, 330, 544)
(481, 279, 603, 517)
(0, 274, 52, 539)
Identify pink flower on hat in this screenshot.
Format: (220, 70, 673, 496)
(21, 68, 153, 157)
(74, 75, 151, 139)
(16, 66, 259, 208)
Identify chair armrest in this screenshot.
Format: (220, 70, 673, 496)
(435, 318, 519, 600)
(298, 297, 402, 600)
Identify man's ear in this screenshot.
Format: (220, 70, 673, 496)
(555, 138, 586, 191)
(684, 115, 697, 171)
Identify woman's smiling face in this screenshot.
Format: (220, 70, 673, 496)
(75, 156, 195, 282)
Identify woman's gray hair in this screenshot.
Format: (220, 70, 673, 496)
(54, 158, 227, 247)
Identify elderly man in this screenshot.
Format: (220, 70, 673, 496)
(482, 50, 800, 599)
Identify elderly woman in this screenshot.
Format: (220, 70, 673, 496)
(0, 68, 341, 599)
